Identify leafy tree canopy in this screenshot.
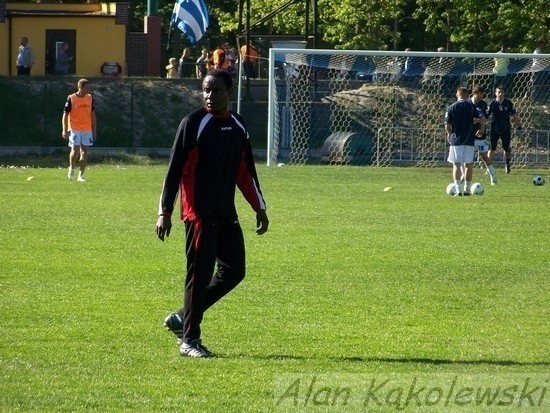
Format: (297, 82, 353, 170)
(14, 0, 549, 52)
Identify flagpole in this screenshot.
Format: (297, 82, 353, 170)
(243, 0, 253, 102)
(166, 21, 173, 53)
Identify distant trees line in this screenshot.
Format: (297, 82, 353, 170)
(128, 0, 547, 53)
(16, 0, 546, 53)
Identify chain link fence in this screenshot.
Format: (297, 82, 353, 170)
(0, 77, 203, 149)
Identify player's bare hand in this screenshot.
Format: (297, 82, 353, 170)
(62, 131, 69, 140)
(256, 210, 269, 235)
(156, 215, 172, 241)
(475, 130, 484, 138)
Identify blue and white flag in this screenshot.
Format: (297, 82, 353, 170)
(171, 0, 209, 44)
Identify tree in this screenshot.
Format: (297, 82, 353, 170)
(319, 0, 406, 50)
(125, 0, 547, 52)
(414, 0, 549, 52)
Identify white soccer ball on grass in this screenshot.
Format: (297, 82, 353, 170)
(471, 182, 484, 195)
(533, 176, 545, 186)
(446, 183, 457, 196)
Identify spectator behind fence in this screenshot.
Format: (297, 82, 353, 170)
(166, 58, 179, 79)
(178, 48, 195, 78)
(422, 47, 446, 86)
(55, 42, 73, 75)
(493, 45, 509, 91)
(213, 43, 231, 72)
(226, 47, 237, 76)
(240, 43, 259, 79)
(402, 48, 426, 84)
(16, 37, 34, 76)
(195, 49, 208, 79)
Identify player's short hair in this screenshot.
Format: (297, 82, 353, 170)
(456, 86, 468, 97)
(495, 84, 505, 92)
(472, 85, 484, 94)
(205, 68, 233, 90)
(78, 78, 90, 88)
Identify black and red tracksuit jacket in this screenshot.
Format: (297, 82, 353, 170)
(158, 106, 266, 221)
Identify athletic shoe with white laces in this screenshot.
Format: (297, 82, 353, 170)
(68, 168, 74, 180)
(77, 175, 86, 182)
(180, 339, 215, 358)
(164, 312, 184, 343)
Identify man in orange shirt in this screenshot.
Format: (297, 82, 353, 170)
(240, 43, 259, 79)
(212, 42, 230, 71)
(62, 78, 97, 182)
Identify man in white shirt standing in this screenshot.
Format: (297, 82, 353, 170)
(16, 37, 34, 76)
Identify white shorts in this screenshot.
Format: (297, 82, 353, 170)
(68, 131, 94, 147)
(474, 139, 490, 153)
(448, 145, 475, 164)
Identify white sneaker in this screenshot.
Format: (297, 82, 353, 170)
(490, 174, 497, 185)
(68, 168, 74, 180)
(180, 339, 215, 358)
(77, 175, 86, 182)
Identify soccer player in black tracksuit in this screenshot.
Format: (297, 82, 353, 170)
(156, 69, 269, 358)
(486, 85, 523, 173)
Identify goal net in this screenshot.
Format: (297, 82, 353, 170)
(267, 49, 550, 168)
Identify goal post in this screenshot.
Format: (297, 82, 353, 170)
(267, 49, 550, 168)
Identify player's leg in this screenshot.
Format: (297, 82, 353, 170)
(476, 139, 496, 184)
(463, 162, 474, 195)
(204, 218, 246, 311)
(68, 132, 81, 180)
(448, 145, 463, 195)
(502, 131, 512, 173)
(77, 131, 94, 181)
(452, 163, 463, 195)
(488, 133, 499, 163)
(462, 146, 475, 195)
(176, 219, 218, 357)
(77, 146, 88, 181)
(480, 151, 497, 185)
(68, 147, 80, 180)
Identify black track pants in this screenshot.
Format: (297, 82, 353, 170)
(179, 217, 246, 343)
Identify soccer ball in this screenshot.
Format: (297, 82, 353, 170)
(446, 183, 457, 196)
(533, 176, 545, 186)
(471, 182, 484, 195)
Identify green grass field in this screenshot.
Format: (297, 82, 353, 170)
(1, 162, 548, 412)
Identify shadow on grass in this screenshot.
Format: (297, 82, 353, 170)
(228, 354, 549, 367)
(333, 356, 550, 367)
